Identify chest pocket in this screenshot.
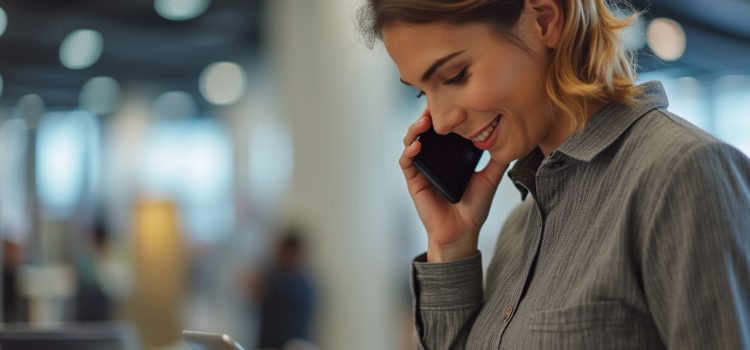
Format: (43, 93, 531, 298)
(525, 301, 663, 350)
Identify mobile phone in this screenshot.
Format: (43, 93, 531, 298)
(183, 330, 246, 350)
(412, 126, 484, 203)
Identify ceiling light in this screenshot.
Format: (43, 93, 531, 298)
(59, 29, 104, 70)
(0, 7, 7, 37)
(646, 18, 686, 62)
(154, 0, 211, 21)
(199, 61, 247, 106)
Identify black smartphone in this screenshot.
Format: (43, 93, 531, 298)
(412, 126, 484, 203)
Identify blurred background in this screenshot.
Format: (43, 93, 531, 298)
(0, 0, 747, 349)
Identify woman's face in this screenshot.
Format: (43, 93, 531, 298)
(383, 9, 565, 163)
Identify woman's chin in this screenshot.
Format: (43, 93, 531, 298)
(488, 150, 514, 166)
(488, 143, 531, 165)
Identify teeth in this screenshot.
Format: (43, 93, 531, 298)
(472, 117, 500, 142)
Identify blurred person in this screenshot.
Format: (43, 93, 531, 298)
(248, 226, 316, 350)
(73, 219, 115, 322)
(2, 238, 27, 322)
(358, 0, 750, 349)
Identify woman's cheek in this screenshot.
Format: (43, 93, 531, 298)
(463, 78, 504, 110)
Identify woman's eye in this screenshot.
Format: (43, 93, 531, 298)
(416, 90, 425, 98)
(443, 67, 468, 85)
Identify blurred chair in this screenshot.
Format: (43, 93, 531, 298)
(0, 322, 140, 350)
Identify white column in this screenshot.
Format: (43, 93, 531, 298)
(267, 1, 403, 349)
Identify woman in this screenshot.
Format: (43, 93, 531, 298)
(358, 0, 750, 349)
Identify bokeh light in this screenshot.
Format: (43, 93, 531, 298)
(154, 0, 211, 21)
(139, 120, 233, 243)
(14, 94, 46, 127)
(199, 61, 247, 106)
(79, 76, 122, 115)
(152, 91, 197, 119)
(59, 29, 104, 70)
(0, 7, 7, 38)
(647, 18, 686, 61)
(37, 111, 95, 218)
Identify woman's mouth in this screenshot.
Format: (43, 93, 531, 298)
(471, 115, 501, 150)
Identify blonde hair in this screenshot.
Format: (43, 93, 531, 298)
(550, 0, 640, 130)
(358, 0, 641, 131)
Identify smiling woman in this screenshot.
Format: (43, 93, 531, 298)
(358, 0, 750, 349)
(360, 0, 639, 134)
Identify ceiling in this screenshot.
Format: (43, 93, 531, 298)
(0, 0, 748, 110)
(0, 0, 264, 110)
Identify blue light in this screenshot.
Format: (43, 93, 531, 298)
(36, 111, 98, 218)
(139, 119, 234, 243)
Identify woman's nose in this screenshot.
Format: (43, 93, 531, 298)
(431, 108, 466, 135)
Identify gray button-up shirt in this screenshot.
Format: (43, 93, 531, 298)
(411, 82, 750, 349)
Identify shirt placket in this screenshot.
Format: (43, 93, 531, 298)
(497, 155, 565, 349)
(495, 181, 545, 348)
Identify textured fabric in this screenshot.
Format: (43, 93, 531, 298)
(411, 81, 750, 349)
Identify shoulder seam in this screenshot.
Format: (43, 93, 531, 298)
(652, 108, 720, 145)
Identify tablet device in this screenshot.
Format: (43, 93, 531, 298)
(183, 330, 246, 350)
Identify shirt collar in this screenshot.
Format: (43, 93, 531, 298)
(556, 81, 669, 162)
(507, 81, 670, 200)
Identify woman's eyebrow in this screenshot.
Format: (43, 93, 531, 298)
(399, 50, 465, 86)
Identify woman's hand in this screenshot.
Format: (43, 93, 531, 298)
(400, 108, 509, 263)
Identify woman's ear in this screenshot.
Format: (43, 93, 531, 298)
(526, 0, 564, 49)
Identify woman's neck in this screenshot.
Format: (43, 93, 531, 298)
(538, 100, 607, 157)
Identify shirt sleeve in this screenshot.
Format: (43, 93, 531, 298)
(641, 142, 750, 349)
(411, 251, 484, 350)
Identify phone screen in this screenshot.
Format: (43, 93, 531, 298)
(412, 126, 484, 203)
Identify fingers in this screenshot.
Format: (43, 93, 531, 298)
(399, 140, 422, 181)
(421, 107, 431, 119)
(401, 113, 431, 182)
(403, 115, 431, 146)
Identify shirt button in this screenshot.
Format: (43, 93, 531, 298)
(502, 306, 513, 320)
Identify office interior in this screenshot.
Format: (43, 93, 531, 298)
(0, 0, 748, 349)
